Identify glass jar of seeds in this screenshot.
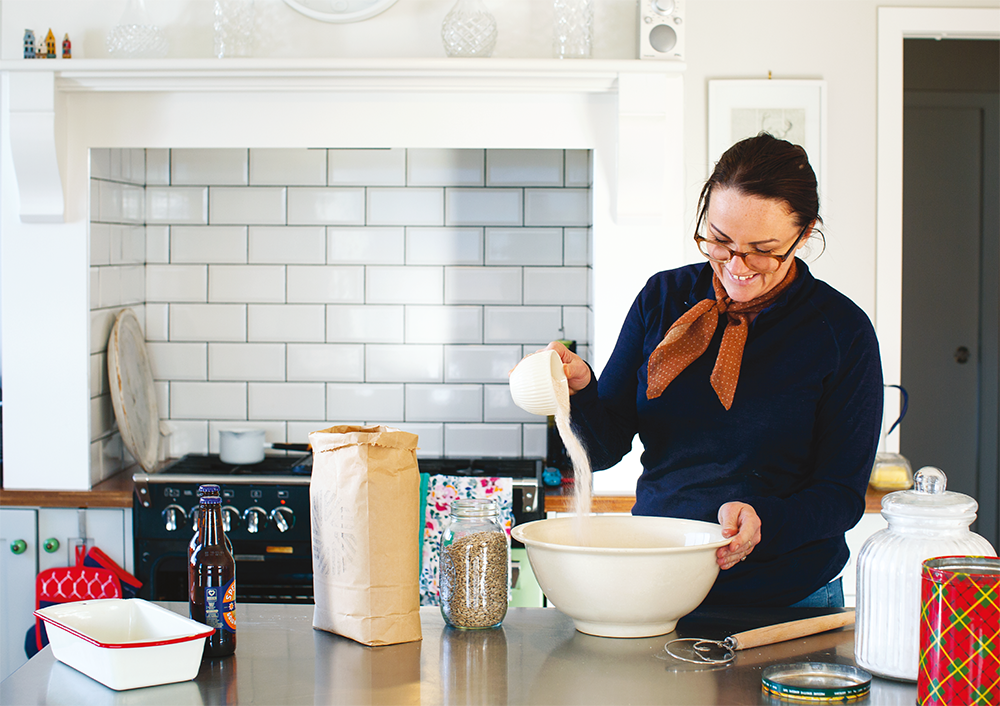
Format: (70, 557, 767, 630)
(439, 498, 509, 629)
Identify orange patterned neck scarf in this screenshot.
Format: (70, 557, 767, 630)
(646, 261, 799, 410)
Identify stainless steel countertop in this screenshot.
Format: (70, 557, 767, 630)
(2, 604, 918, 705)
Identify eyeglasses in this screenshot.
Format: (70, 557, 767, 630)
(694, 225, 809, 274)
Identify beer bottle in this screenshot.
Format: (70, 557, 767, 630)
(190, 495, 236, 657)
(189, 484, 221, 594)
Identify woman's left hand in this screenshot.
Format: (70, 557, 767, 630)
(716, 502, 762, 570)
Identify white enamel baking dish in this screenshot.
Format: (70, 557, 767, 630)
(34, 598, 214, 691)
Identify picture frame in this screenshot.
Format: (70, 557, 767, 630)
(707, 79, 827, 195)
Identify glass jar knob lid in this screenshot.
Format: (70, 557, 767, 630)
(881, 466, 979, 519)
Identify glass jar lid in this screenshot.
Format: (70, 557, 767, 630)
(881, 466, 978, 521)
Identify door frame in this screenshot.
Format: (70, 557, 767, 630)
(875, 6, 999, 452)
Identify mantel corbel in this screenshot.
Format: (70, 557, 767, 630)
(6, 71, 65, 223)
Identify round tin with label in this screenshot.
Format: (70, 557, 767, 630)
(761, 662, 872, 701)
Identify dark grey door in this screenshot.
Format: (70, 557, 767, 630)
(901, 90, 1000, 550)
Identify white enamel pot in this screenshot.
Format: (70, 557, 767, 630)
(218, 429, 310, 465)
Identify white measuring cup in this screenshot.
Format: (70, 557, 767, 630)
(508, 349, 569, 416)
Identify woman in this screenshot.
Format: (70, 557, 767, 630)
(549, 133, 883, 607)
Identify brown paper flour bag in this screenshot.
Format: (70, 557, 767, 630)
(308, 424, 422, 646)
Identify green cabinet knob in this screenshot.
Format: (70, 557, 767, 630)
(43, 538, 60, 553)
(10, 539, 28, 555)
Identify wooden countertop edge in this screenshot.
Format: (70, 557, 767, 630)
(544, 486, 890, 515)
(0, 470, 134, 508)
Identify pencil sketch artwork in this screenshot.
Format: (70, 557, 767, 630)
(731, 108, 807, 146)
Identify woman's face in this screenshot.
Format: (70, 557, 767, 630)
(704, 188, 810, 303)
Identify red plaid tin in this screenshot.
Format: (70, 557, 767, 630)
(918, 556, 999, 706)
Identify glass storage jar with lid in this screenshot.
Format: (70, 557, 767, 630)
(439, 498, 509, 629)
(854, 466, 997, 681)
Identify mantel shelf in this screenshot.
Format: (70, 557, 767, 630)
(0, 57, 685, 93)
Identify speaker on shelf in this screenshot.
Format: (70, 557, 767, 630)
(638, 0, 685, 61)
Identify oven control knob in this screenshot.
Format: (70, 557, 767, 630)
(270, 507, 295, 533)
(243, 506, 268, 534)
(222, 506, 240, 534)
(163, 504, 187, 532)
(189, 506, 201, 531)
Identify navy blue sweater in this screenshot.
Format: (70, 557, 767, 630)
(571, 260, 883, 606)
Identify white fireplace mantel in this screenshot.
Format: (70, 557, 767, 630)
(0, 58, 685, 490)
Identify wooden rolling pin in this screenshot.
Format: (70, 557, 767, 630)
(724, 610, 856, 651)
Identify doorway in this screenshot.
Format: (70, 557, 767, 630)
(901, 38, 999, 550)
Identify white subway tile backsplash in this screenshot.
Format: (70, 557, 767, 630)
(406, 227, 483, 265)
(90, 394, 117, 441)
(407, 149, 484, 187)
(397, 423, 444, 457)
(251, 149, 327, 186)
(209, 343, 285, 381)
(484, 306, 563, 344)
(445, 267, 521, 305)
(171, 226, 248, 264)
(91, 223, 110, 266)
(524, 188, 591, 227)
(523, 267, 589, 305)
(287, 187, 365, 226)
(327, 383, 404, 421)
(146, 226, 170, 264)
(486, 149, 563, 187)
(146, 265, 207, 303)
(250, 226, 326, 264)
(405, 305, 482, 344)
(564, 227, 590, 266)
(522, 423, 548, 457)
(366, 344, 443, 383)
(367, 266, 443, 304)
(145, 149, 170, 186)
(485, 228, 562, 265)
(145, 303, 169, 341)
(565, 149, 592, 187)
(170, 303, 246, 341)
(484, 384, 536, 422)
(146, 187, 208, 225)
(444, 345, 521, 383)
(249, 382, 325, 420)
(90, 148, 594, 449)
(562, 306, 591, 344)
(248, 304, 325, 343)
(287, 265, 365, 304)
(327, 227, 404, 264)
(406, 385, 482, 422)
(210, 265, 285, 303)
(121, 265, 145, 305)
(171, 381, 247, 420)
(163, 420, 209, 457)
(146, 342, 207, 381)
(327, 305, 404, 343)
(445, 188, 522, 226)
(210, 187, 286, 225)
(328, 148, 406, 186)
(172, 149, 248, 186)
(367, 188, 444, 226)
(287, 343, 364, 382)
(444, 423, 521, 457)
(91, 149, 111, 180)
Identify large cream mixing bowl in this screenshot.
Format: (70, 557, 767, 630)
(511, 515, 729, 638)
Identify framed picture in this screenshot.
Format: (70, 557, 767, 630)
(707, 80, 827, 194)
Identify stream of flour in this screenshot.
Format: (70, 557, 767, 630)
(553, 376, 594, 544)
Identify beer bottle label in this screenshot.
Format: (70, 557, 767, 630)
(204, 579, 236, 633)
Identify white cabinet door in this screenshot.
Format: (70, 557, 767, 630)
(0, 507, 130, 681)
(0, 508, 38, 681)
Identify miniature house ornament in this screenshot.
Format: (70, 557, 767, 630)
(63, 34, 72, 58)
(23, 29, 36, 59)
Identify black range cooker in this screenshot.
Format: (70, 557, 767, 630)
(132, 455, 544, 604)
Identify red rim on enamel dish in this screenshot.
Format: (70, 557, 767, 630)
(918, 556, 1000, 706)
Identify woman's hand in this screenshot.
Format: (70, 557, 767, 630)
(716, 502, 762, 570)
(543, 341, 591, 394)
